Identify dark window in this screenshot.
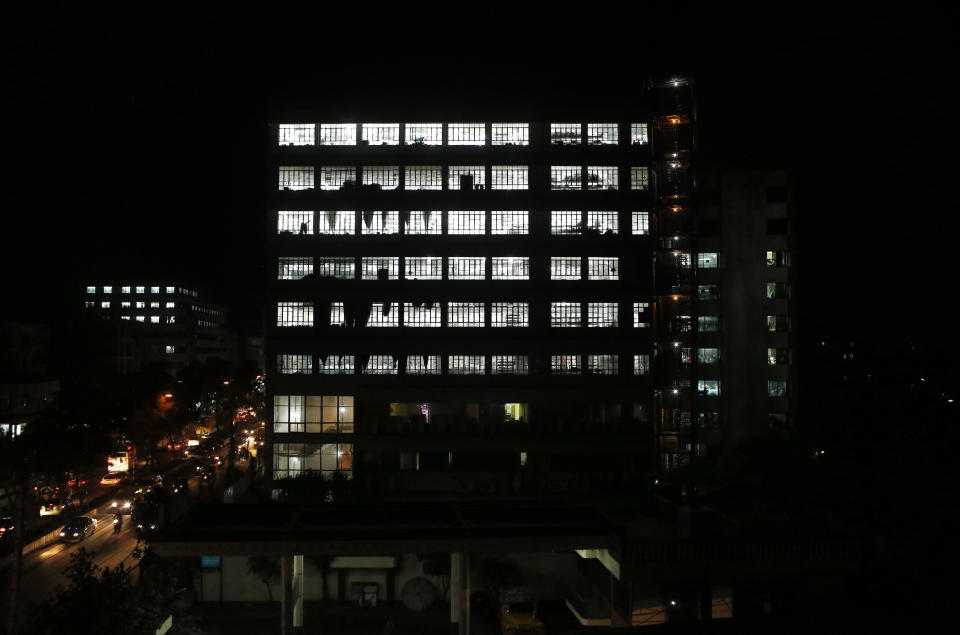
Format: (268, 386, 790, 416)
(699, 219, 720, 236)
(766, 218, 788, 234)
(766, 186, 787, 203)
(700, 188, 721, 204)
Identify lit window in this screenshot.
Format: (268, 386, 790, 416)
(329, 302, 345, 327)
(491, 257, 528, 280)
(766, 282, 789, 299)
(551, 210, 581, 235)
(587, 123, 618, 145)
(86, 286, 96, 294)
(403, 303, 441, 327)
(633, 354, 650, 375)
(768, 348, 788, 365)
(697, 253, 718, 269)
(631, 123, 649, 145)
(491, 165, 528, 190)
(404, 257, 443, 280)
(405, 210, 441, 234)
(278, 257, 313, 280)
(551, 302, 581, 327)
(588, 302, 618, 327)
(121, 286, 130, 293)
(316, 257, 355, 279)
(362, 165, 399, 189)
(674, 252, 692, 268)
(278, 166, 314, 190)
(318, 355, 354, 374)
(361, 257, 399, 280)
(100, 301, 110, 309)
(364, 355, 397, 375)
(698, 380, 721, 396)
(314, 395, 354, 434)
(103, 286, 112, 294)
(279, 124, 315, 146)
(491, 210, 528, 235)
(492, 355, 529, 374)
(136, 301, 145, 309)
(491, 302, 528, 327)
(448, 166, 485, 190)
(586, 355, 618, 375)
(272, 442, 353, 479)
(165, 302, 175, 308)
(150, 316, 160, 324)
(631, 211, 650, 235)
(491, 123, 528, 146)
(448, 302, 485, 327)
(361, 210, 399, 235)
(587, 166, 618, 190)
(551, 257, 581, 280)
(551, 166, 581, 190)
(767, 380, 788, 397)
(135, 286, 145, 294)
(361, 123, 399, 146)
(278, 354, 312, 374)
(586, 211, 618, 234)
(273, 396, 305, 433)
(165, 286, 174, 294)
(84, 301, 95, 308)
(135, 316, 145, 323)
(121, 301, 131, 309)
(697, 348, 720, 364)
(165, 316, 176, 324)
(406, 355, 442, 375)
(448, 355, 485, 375)
(367, 302, 399, 327)
(698, 284, 719, 300)
(447, 123, 485, 146)
(405, 123, 442, 145)
(319, 123, 356, 146)
(630, 167, 650, 190)
(698, 316, 720, 332)
(405, 166, 443, 190)
(551, 123, 581, 145)
(150, 302, 160, 308)
(588, 257, 618, 280)
(551, 355, 581, 375)
(767, 315, 787, 333)
(317, 210, 354, 235)
(320, 166, 356, 191)
(119, 315, 130, 320)
(766, 250, 789, 267)
(448, 257, 485, 280)
(447, 210, 485, 235)
(277, 302, 314, 327)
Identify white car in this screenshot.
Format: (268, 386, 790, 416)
(100, 473, 124, 487)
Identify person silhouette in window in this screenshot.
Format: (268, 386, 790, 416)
(299, 221, 309, 235)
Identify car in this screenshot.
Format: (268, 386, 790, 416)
(39, 498, 74, 517)
(168, 478, 189, 495)
(110, 494, 135, 514)
(0, 517, 14, 543)
(195, 464, 215, 481)
(131, 479, 157, 497)
(59, 516, 97, 541)
(100, 473, 124, 487)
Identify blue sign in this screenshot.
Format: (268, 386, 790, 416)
(201, 556, 221, 569)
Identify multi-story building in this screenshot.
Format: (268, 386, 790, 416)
(79, 283, 236, 373)
(0, 323, 59, 438)
(264, 78, 748, 497)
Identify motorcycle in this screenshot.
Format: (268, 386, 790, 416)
(113, 517, 122, 534)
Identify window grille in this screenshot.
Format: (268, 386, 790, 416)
(588, 257, 618, 280)
(697, 253, 718, 269)
(273, 395, 305, 433)
(362, 166, 399, 189)
(551, 210, 581, 234)
(491, 257, 528, 280)
(317, 210, 354, 235)
(551, 257, 581, 280)
(367, 302, 399, 327)
(551, 123, 581, 145)
(448, 257, 485, 280)
(403, 303, 441, 327)
(633, 354, 650, 375)
(364, 355, 398, 374)
(551, 355, 581, 374)
(587, 123, 618, 145)
(447, 302, 485, 327)
(447, 210, 485, 235)
(491, 165, 528, 190)
(631, 211, 650, 235)
(697, 348, 720, 364)
(631, 123, 649, 145)
(491, 302, 529, 327)
(405, 210, 441, 234)
(449, 355, 485, 375)
(492, 355, 529, 374)
(491, 210, 528, 235)
(318, 355, 355, 374)
(404, 257, 443, 280)
(320, 166, 356, 190)
(277, 302, 313, 327)
(491, 123, 528, 146)
(278, 257, 313, 280)
(699, 316, 720, 332)
(406, 355, 442, 374)
(317, 257, 355, 279)
(447, 123, 485, 146)
(551, 166, 581, 190)
(361, 210, 400, 234)
(319, 123, 356, 146)
(448, 166, 485, 190)
(361, 257, 399, 280)
(278, 354, 312, 374)
(279, 166, 314, 190)
(699, 380, 721, 396)
(330, 302, 346, 327)
(586, 211, 618, 234)
(551, 302, 581, 327)
(586, 354, 618, 375)
(279, 124, 314, 146)
(362, 123, 399, 145)
(405, 166, 443, 190)
(587, 166, 618, 190)
(588, 302, 618, 327)
(631, 167, 650, 190)
(405, 123, 442, 145)
(633, 302, 650, 328)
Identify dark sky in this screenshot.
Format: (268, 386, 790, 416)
(3, 7, 952, 349)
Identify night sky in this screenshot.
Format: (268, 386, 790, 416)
(5, 7, 952, 352)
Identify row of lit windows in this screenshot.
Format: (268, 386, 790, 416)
(274, 301, 651, 328)
(681, 380, 789, 398)
(277, 166, 650, 191)
(274, 354, 651, 377)
(277, 210, 650, 236)
(273, 442, 353, 478)
(278, 123, 649, 147)
(275, 256, 619, 281)
(86, 301, 177, 309)
(85, 285, 190, 295)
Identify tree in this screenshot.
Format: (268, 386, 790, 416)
(247, 556, 281, 601)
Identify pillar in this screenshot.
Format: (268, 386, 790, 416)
(292, 555, 304, 633)
(450, 552, 471, 635)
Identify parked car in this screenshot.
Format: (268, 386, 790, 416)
(59, 516, 97, 541)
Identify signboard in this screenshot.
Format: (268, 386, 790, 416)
(201, 556, 221, 569)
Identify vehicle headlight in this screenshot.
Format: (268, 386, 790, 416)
(59, 532, 65, 536)
(72, 533, 78, 536)
(149, 524, 156, 530)
(111, 502, 117, 507)
(137, 524, 143, 529)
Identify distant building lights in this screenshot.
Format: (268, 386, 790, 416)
(672, 389, 679, 394)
